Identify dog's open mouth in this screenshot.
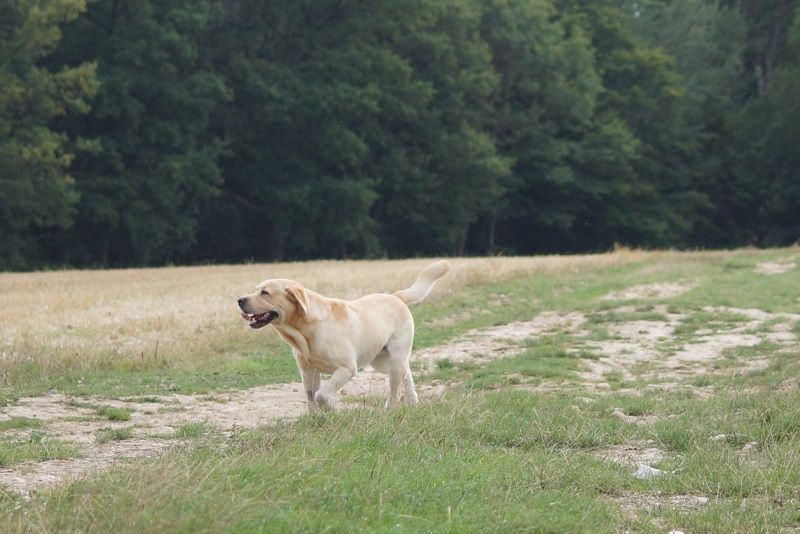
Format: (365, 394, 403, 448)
(240, 310, 279, 329)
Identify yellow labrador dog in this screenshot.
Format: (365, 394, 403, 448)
(237, 261, 450, 413)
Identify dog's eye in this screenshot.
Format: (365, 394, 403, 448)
(261, 289, 269, 296)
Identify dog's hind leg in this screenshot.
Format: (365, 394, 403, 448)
(384, 336, 414, 410)
(403, 369, 418, 405)
(386, 364, 404, 410)
(373, 348, 418, 406)
(370, 348, 390, 374)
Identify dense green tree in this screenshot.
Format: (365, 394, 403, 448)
(372, 0, 509, 256)
(726, 0, 799, 246)
(197, 0, 507, 261)
(52, 0, 229, 265)
(624, 0, 750, 246)
(740, 16, 800, 244)
(1, 0, 796, 270)
(633, 0, 798, 247)
(195, 0, 394, 261)
(479, 0, 703, 253)
(0, 0, 98, 268)
(478, 0, 611, 252)
(559, 0, 710, 248)
(720, 0, 796, 97)
(628, 0, 745, 102)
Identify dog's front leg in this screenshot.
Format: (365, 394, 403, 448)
(302, 368, 321, 414)
(296, 360, 321, 414)
(314, 366, 354, 410)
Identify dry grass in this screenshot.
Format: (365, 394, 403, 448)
(0, 250, 660, 379)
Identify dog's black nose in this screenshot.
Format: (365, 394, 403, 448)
(237, 297, 246, 306)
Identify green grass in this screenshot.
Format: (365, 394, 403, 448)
(4, 386, 800, 532)
(95, 427, 135, 444)
(587, 309, 670, 325)
(2, 248, 800, 531)
(0, 334, 298, 403)
(0, 393, 632, 532)
(673, 310, 752, 337)
(466, 335, 581, 389)
(436, 358, 454, 370)
(175, 422, 212, 439)
(0, 432, 80, 467)
(97, 406, 132, 422)
(0, 417, 42, 431)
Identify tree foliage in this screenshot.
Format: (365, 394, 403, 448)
(0, 0, 97, 268)
(47, 0, 229, 266)
(1, 0, 798, 269)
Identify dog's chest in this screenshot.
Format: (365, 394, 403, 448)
(299, 351, 338, 373)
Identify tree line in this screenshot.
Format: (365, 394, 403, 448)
(1, 0, 797, 269)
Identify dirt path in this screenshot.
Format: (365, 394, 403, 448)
(575, 304, 800, 388)
(0, 312, 584, 495)
(1, 299, 797, 496)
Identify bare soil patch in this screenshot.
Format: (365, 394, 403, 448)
(755, 257, 797, 275)
(613, 493, 710, 517)
(601, 282, 695, 301)
(1, 440, 170, 497)
(575, 306, 798, 388)
(593, 440, 666, 467)
(595, 440, 710, 524)
(415, 311, 586, 371)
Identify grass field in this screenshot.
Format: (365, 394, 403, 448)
(1, 248, 799, 532)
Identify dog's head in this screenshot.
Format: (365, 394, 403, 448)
(237, 279, 310, 329)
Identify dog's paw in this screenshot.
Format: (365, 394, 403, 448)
(314, 392, 333, 410)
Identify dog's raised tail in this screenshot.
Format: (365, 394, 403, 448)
(394, 260, 450, 305)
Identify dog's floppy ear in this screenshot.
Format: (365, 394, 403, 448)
(286, 284, 310, 316)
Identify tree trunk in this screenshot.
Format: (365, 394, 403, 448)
(744, 0, 791, 97)
(488, 214, 497, 253)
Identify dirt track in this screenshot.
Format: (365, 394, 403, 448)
(0, 312, 578, 495)
(2, 289, 797, 496)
